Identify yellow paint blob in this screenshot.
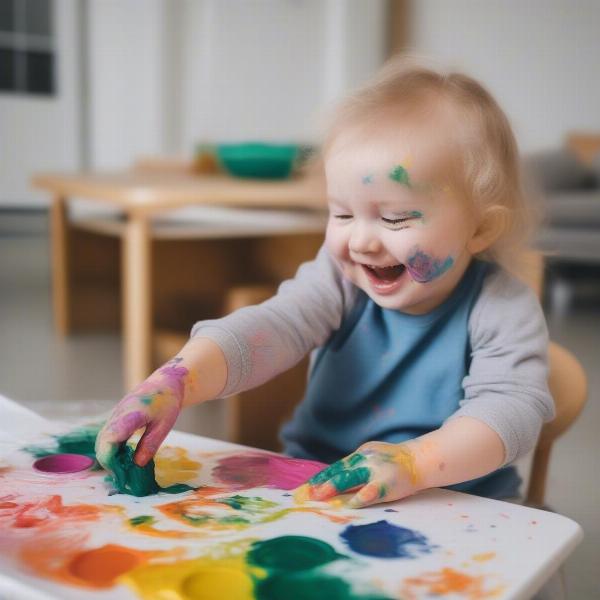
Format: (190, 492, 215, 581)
(155, 446, 202, 487)
(292, 484, 311, 504)
(472, 552, 496, 563)
(122, 555, 262, 600)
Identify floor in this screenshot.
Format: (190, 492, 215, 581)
(1, 211, 598, 599)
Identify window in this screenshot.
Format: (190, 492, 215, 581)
(0, 0, 54, 95)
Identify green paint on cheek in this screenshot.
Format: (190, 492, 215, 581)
(362, 174, 374, 184)
(106, 444, 195, 497)
(389, 165, 411, 187)
(129, 515, 155, 526)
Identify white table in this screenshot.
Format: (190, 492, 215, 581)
(0, 396, 583, 600)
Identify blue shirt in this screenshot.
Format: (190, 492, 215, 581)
(280, 259, 522, 499)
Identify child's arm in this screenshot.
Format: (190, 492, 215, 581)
(301, 416, 504, 508)
(95, 336, 227, 468)
(96, 244, 350, 469)
(300, 269, 555, 508)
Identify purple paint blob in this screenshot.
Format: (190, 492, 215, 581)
(212, 452, 326, 490)
(340, 520, 435, 559)
(33, 453, 95, 474)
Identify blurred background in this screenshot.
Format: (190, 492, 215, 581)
(0, 1, 599, 597)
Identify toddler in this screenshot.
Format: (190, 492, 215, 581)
(96, 56, 554, 508)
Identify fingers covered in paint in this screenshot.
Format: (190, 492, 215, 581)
(303, 441, 421, 508)
(95, 357, 190, 470)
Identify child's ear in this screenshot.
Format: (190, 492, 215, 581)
(467, 206, 509, 255)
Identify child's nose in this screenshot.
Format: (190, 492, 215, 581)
(348, 222, 381, 255)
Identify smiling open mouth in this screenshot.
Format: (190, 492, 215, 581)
(362, 263, 406, 283)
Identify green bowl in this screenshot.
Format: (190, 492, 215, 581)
(215, 143, 299, 179)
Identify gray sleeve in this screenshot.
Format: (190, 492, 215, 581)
(190, 244, 354, 397)
(445, 268, 555, 465)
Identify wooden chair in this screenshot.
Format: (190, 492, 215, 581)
(223, 251, 589, 509)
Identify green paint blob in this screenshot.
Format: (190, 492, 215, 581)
(107, 444, 195, 497)
(218, 495, 278, 511)
(389, 165, 411, 187)
(129, 515, 155, 526)
(247, 536, 343, 571)
(255, 572, 392, 600)
(24, 425, 101, 459)
(140, 396, 153, 406)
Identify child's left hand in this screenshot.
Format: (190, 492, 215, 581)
(297, 441, 422, 508)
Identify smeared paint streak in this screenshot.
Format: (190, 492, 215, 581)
(107, 444, 194, 497)
(213, 452, 326, 491)
(406, 246, 454, 283)
(23, 425, 101, 460)
(390, 445, 419, 486)
(340, 520, 435, 559)
(389, 165, 411, 187)
(473, 552, 496, 563)
(362, 174, 374, 184)
(400, 567, 506, 599)
(154, 446, 201, 487)
(0, 495, 102, 529)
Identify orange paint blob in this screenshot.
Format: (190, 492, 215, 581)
(67, 545, 146, 588)
(401, 567, 505, 599)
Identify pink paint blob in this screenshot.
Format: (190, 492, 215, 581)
(212, 452, 326, 491)
(33, 454, 95, 474)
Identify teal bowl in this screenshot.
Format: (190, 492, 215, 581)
(215, 143, 299, 179)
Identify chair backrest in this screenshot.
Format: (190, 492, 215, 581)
(519, 250, 588, 506)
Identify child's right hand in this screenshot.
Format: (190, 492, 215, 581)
(95, 358, 189, 470)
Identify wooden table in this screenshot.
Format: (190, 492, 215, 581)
(33, 171, 327, 391)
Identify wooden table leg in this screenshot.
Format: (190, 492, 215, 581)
(122, 216, 153, 391)
(50, 195, 71, 335)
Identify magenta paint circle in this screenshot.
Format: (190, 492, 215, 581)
(33, 453, 95, 474)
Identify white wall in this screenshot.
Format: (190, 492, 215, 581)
(0, 0, 82, 207)
(86, 0, 167, 169)
(408, 0, 600, 153)
(87, 0, 388, 167)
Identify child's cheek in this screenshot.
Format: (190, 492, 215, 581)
(325, 221, 349, 262)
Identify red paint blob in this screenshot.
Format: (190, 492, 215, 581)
(213, 452, 326, 490)
(33, 454, 94, 474)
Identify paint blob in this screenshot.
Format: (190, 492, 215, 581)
(340, 520, 434, 559)
(33, 453, 94, 474)
(67, 544, 145, 588)
(24, 425, 101, 460)
(247, 536, 343, 571)
(212, 452, 326, 491)
(181, 566, 254, 600)
(107, 444, 194, 497)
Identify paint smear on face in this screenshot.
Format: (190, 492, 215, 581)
(154, 446, 201, 487)
(406, 246, 454, 283)
(389, 165, 411, 187)
(400, 567, 506, 599)
(362, 174, 374, 184)
(340, 520, 435, 559)
(212, 452, 326, 491)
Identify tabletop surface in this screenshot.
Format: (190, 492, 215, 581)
(0, 396, 583, 600)
(33, 171, 327, 214)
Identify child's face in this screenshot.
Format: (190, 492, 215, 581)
(325, 136, 479, 314)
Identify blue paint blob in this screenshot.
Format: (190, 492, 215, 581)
(383, 508, 398, 513)
(340, 520, 434, 559)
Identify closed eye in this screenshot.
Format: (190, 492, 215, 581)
(333, 214, 353, 220)
(381, 217, 411, 225)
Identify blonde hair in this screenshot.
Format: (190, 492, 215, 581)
(316, 55, 540, 277)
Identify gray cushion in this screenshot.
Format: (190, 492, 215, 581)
(523, 148, 596, 192)
(544, 191, 600, 227)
